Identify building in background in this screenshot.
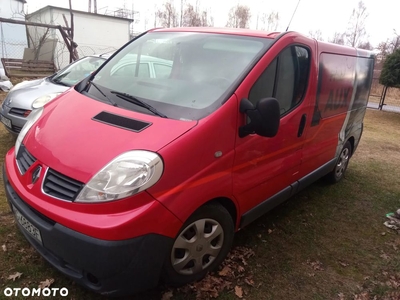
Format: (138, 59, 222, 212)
(0, 0, 28, 59)
(26, 5, 133, 68)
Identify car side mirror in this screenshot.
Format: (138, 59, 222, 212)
(239, 98, 280, 138)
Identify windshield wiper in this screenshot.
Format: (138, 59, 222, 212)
(110, 91, 167, 118)
(90, 81, 117, 107)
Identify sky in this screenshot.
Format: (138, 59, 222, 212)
(24, 0, 400, 48)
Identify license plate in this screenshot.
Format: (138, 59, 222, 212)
(0, 114, 11, 128)
(13, 206, 42, 244)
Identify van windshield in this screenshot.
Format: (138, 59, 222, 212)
(87, 32, 272, 120)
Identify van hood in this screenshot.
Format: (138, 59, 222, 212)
(23, 89, 197, 183)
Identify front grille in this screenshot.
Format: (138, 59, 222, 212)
(43, 169, 84, 201)
(12, 125, 22, 133)
(16, 145, 36, 175)
(10, 107, 30, 117)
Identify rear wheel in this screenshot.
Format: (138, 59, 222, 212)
(327, 141, 352, 183)
(162, 204, 234, 286)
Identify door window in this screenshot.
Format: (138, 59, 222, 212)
(249, 45, 310, 116)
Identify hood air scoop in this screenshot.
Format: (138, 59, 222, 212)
(92, 111, 152, 132)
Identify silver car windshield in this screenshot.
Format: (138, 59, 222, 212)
(52, 56, 105, 87)
(89, 32, 273, 120)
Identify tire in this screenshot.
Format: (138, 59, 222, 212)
(326, 141, 352, 183)
(161, 203, 234, 286)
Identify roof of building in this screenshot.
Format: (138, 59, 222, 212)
(27, 5, 134, 23)
(15, 0, 27, 3)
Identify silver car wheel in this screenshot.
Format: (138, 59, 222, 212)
(171, 218, 224, 275)
(335, 147, 350, 178)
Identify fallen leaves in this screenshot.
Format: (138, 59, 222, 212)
(161, 290, 173, 300)
(385, 274, 400, 289)
(7, 272, 22, 281)
(307, 260, 324, 271)
(234, 285, 243, 298)
(38, 278, 54, 289)
(218, 266, 232, 277)
(338, 261, 349, 267)
(380, 252, 390, 260)
(353, 291, 370, 300)
(244, 277, 255, 286)
(2, 244, 6, 252)
(175, 246, 256, 299)
(338, 292, 345, 300)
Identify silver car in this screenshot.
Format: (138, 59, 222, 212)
(0, 54, 111, 135)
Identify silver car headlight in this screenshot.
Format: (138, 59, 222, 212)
(76, 150, 163, 203)
(15, 107, 43, 156)
(32, 93, 61, 109)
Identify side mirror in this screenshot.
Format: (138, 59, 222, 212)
(239, 98, 280, 138)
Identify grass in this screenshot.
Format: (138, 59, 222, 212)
(1, 89, 400, 299)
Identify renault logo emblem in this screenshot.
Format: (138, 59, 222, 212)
(32, 166, 42, 184)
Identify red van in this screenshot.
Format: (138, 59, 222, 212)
(3, 28, 374, 296)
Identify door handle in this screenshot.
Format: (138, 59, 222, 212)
(298, 114, 307, 137)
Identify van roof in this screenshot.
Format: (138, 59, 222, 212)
(150, 27, 282, 39)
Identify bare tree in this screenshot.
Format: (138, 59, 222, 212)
(201, 10, 214, 27)
(308, 29, 324, 41)
(182, 3, 213, 27)
(381, 31, 400, 54)
(180, 0, 185, 26)
(357, 41, 373, 50)
(329, 32, 345, 45)
(376, 31, 400, 66)
(345, 1, 368, 47)
(157, 1, 179, 28)
(9, 5, 55, 61)
(226, 5, 251, 29)
(259, 11, 279, 31)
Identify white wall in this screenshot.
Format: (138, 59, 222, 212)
(28, 7, 131, 68)
(0, 0, 28, 59)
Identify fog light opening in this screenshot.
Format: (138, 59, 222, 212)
(86, 273, 99, 285)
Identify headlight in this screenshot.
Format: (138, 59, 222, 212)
(5, 94, 12, 106)
(32, 93, 61, 109)
(76, 150, 163, 203)
(15, 107, 43, 156)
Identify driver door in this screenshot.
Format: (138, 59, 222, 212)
(233, 42, 314, 221)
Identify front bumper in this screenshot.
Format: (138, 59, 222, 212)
(3, 165, 174, 296)
(0, 104, 24, 135)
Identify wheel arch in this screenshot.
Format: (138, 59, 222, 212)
(347, 136, 355, 157)
(203, 197, 239, 230)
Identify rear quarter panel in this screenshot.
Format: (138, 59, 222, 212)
(301, 44, 358, 177)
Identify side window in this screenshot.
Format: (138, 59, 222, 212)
(154, 63, 172, 79)
(249, 59, 277, 106)
(249, 45, 310, 116)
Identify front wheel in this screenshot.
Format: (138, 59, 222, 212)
(327, 141, 352, 183)
(162, 204, 234, 286)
